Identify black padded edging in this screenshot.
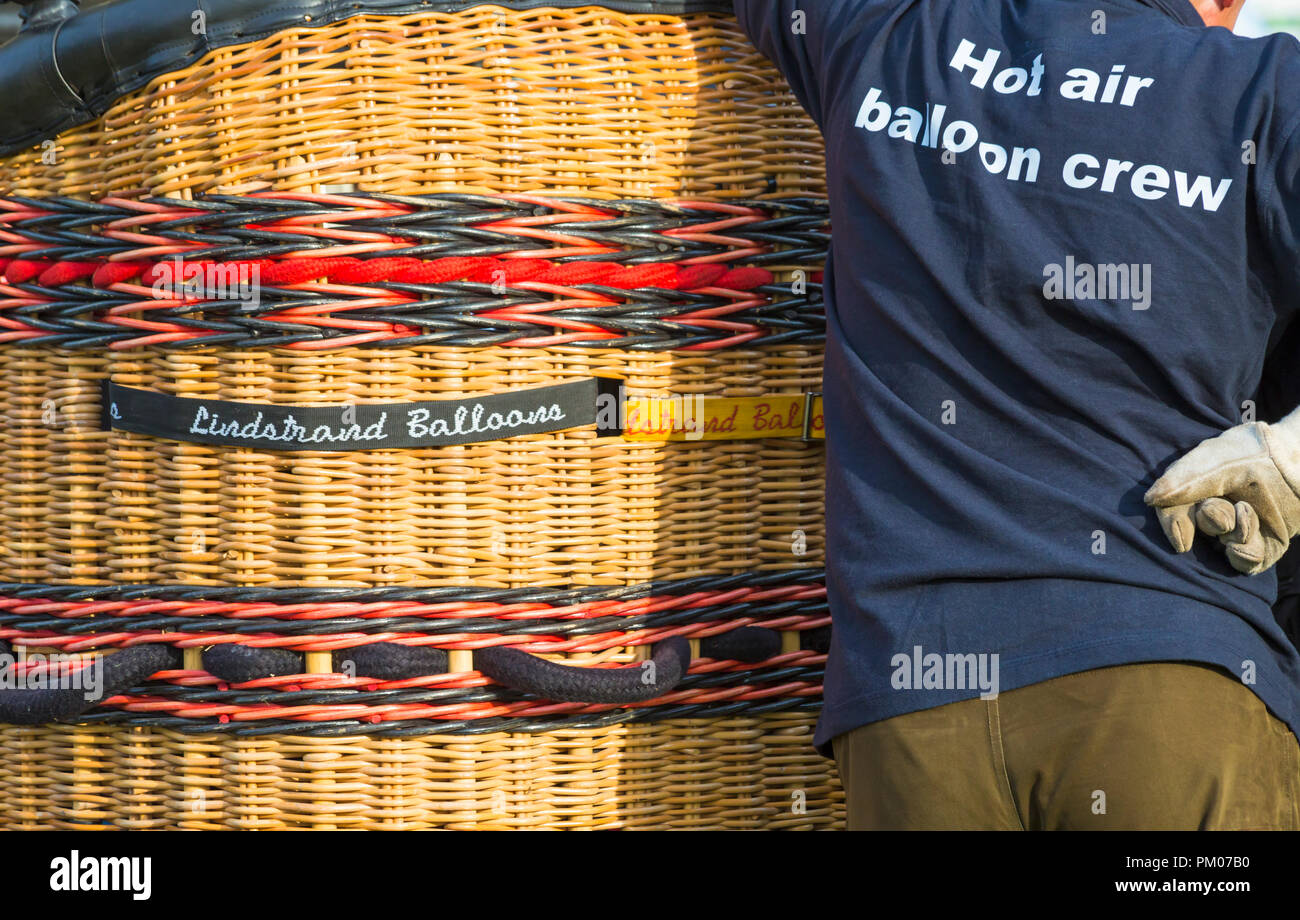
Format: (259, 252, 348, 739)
(476, 637, 690, 703)
(203, 644, 304, 683)
(0, 643, 181, 724)
(0, 0, 735, 157)
(198, 636, 693, 703)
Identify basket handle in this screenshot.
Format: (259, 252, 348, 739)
(192, 628, 818, 703)
(0, 642, 180, 725)
(0, 624, 819, 724)
(474, 638, 691, 705)
(202, 638, 693, 706)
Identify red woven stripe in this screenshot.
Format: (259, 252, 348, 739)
(4, 259, 48, 284)
(487, 259, 552, 284)
(138, 263, 167, 287)
(329, 257, 420, 283)
(261, 258, 349, 285)
(38, 261, 98, 286)
(398, 257, 492, 283)
(715, 267, 772, 291)
(4, 256, 779, 292)
(93, 261, 151, 287)
(676, 265, 728, 290)
(532, 261, 614, 286)
(609, 263, 679, 289)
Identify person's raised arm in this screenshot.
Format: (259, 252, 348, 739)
(732, 0, 877, 128)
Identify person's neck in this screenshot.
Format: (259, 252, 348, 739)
(1189, 0, 1243, 30)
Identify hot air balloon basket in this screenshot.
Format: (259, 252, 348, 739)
(0, 0, 841, 829)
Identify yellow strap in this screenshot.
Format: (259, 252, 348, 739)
(621, 393, 824, 441)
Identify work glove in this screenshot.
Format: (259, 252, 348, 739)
(1144, 409, 1300, 575)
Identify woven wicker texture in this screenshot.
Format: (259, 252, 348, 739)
(0, 575, 830, 748)
(0, 8, 825, 201)
(0, 4, 840, 829)
(0, 343, 824, 587)
(0, 714, 842, 829)
(0, 193, 828, 350)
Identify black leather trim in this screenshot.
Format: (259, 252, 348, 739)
(0, 0, 734, 157)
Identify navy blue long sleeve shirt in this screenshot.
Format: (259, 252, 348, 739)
(733, 0, 1300, 753)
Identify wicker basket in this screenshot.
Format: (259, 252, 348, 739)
(0, 0, 839, 829)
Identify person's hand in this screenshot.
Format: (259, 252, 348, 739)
(1144, 412, 1300, 575)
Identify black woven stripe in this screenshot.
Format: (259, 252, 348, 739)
(114, 662, 823, 709)
(73, 696, 825, 737)
(1, 283, 826, 350)
(0, 594, 827, 640)
(0, 567, 825, 605)
(15, 192, 828, 215)
(0, 327, 830, 351)
(6, 194, 829, 262)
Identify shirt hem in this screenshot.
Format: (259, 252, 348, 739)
(813, 632, 1300, 757)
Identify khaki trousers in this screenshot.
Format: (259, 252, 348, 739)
(833, 662, 1300, 830)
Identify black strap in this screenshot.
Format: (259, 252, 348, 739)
(102, 377, 623, 450)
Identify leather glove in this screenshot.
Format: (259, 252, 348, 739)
(1144, 409, 1300, 575)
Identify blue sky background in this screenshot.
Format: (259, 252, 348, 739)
(1240, 0, 1300, 37)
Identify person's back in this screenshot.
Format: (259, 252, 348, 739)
(736, 0, 1300, 828)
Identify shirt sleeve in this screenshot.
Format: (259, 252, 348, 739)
(732, 1, 878, 128)
(1268, 117, 1300, 297)
(1248, 119, 1300, 420)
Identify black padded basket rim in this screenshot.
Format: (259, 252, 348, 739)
(0, 0, 738, 157)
